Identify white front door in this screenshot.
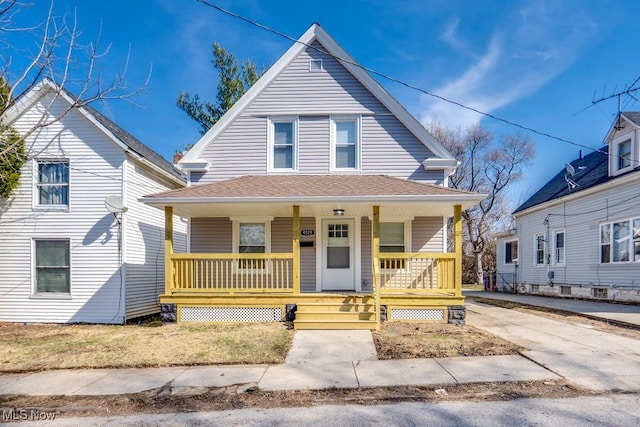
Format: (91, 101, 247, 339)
(321, 219, 355, 290)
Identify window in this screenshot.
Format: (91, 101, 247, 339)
(592, 288, 608, 299)
(560, 285, 571, 296)
(554, 231, 565, 265)
(36, 160, 69, 206)
(331, 117, 360, 170)
(309, 59, 323, 72)
(380, 222, 405, 269)
(600, 217, 640, 263)
(269, 118, 297, 170)
(505, 240, 518, 264)
(531, 284, 540, 293)
(534, 234, 545, 265)
(34, 239, 70, 294)
(234, 220, 271, 269)
(618, 139, 631, 170)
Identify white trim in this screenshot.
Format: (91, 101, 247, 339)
(267, 116, 299, 172)
(503, 238, 519, 266)
(610, 133, 635, 176)
(231, 218, 273, 254)
(179, 23, 455, 167)
(120, 156, 128, 319)
(315, 215, 322, 292)
(32, 158, 70, 211)
(330, 115, 361, 171)
(355, 217, 362, 292)
(31, 237, 72, 297)
(534, 233, 545, 267)
(553, 229, 565, 266)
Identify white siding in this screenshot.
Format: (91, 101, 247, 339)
(514, 175, 640, 300)
(0, 95, 125, 323)
(194, 41, 438, 183)
(124, 160, 186, 319)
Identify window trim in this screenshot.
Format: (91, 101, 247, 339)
(600, 216, 640, 264)
(330, 115, 361, 171)
(553, 229, 565, 266)
(32, 238, 71, 297)
(33, 158, 70, 210)
(267, 116, 298, 172)
(379, 220, 411, 270)
(611, 133, 635, 176)
(534, 233, 545, 266)
(504, 239, 518, 265)
(231, 218, 273, 271)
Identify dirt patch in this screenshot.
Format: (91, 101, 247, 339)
(373, 322, 523, 359)
(0, 380, 599, 419)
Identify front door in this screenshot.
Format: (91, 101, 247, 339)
(321, 219, 355, 290)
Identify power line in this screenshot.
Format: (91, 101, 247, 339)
(196, 0, 622, 162)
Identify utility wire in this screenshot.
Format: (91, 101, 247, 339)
(196, 0, 623, 162)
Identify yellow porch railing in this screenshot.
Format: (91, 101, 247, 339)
(168, 253, 294, 294)
(378, 252, 456, 294)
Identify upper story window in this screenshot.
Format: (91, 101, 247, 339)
(505, 240, 518, 264)
(600, 217, 640, 263)
(331, 116, 361, 170)
(618, 139, 631, 170)
(611, 134, 635, 176)
(36, 160, 69, 206)
(554, 230, 565, 265)
(34, 239, 70, 294)
(534, 234, 545, 266)
(268, 117, 297, 171)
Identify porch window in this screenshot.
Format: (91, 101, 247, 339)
(268, 117, 297, 170)
(554, 230, 565, 265)
(600, 217, 640, 263)
(534, 234, 545, 265)
(235, 221, 270, 269)
(36, 160, 69, 206)
(34, 239, 70, 294)
(380, 222, 405, 269)
(505, 240, 518, 264)
(331, 116, 360, 170)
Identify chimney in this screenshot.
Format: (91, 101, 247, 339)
(173, 151, 184, 165)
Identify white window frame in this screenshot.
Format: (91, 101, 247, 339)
(534, 233, 545, 266)
(553, 230, 565, 265)
(611, 134, 635, 176)
(379, 220, 411, 271)
(231, 217, 273, 270)
(330, 115, 361, 171)
(600, 216, 640, 264)
(267, 117, 298, 172)
(34, 158, 70, 210)
(309, 59, 323, 72)
(504, 239, 518, 265)
(31, 238, 71, 297)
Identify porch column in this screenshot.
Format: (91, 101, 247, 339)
(292, 205, 300, 295)
(454, 204, 462, 297)
(164, 206, 174, 295)
(372, 205, 381, 330)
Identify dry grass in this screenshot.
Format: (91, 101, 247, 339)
(373, 322, 523, 359)
(0, 322, 293, 373)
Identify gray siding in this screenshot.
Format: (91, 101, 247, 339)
(190, 218, 233, 252)
(512, 176, 640, 295)
(412, 217, 444, 252)
(271, 217, 292, 252)
(194, 41, 439, 184)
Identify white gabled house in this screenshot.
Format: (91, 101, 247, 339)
(497, 111, 640, 302)
(141, 24, 484, 329)
(0, 79, 187, 324)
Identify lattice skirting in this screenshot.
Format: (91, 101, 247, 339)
(180, 306, 283, 323)
(389, 308, 446, 321)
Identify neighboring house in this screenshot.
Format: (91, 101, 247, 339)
(496, 111, 640, 303)
(0, 79, 187, 324)
(141, 24, 484, 330)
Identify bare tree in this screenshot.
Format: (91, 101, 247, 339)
(0, 0, 148, 159)
(429, 122, 534, 285)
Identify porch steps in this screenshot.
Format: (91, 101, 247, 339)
(294, 300, 378, 330)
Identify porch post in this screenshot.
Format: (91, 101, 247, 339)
(164, 206, 174, 295)
(292, 205, 300, 295)
(372, 205, 381, 330)
(454, 204, 462, 297)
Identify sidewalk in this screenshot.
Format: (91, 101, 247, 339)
(464, 290, 640, 327)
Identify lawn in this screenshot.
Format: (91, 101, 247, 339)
(0, 320, 522, 373)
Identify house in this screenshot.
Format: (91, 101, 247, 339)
(141, 24, 484, 330)
(496, 111, 640, 303)
(0, 79, 187, 324)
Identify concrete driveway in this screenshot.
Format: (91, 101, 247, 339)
(466, 300, 640, 392)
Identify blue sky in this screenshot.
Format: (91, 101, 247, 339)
(6, 0, 640, 208)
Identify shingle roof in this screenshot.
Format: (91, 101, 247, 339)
(146, 175, 478, 199)
(622, 111, 640, 126)
(83, 104, 185, 183)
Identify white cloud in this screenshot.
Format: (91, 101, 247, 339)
(419, 0, 597, 131)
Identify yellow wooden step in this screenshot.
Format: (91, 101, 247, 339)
(294, 319, 378, 330)
(295, 311, 375, 321)
(295, 303, 374, 313)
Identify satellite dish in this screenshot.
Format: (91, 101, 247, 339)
(104, 195, 127, 213)
(565, 164, 575, 176)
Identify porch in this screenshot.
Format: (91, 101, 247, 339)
(160, 203, 464, 330)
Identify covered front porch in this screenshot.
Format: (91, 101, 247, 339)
(143, 175, 482, 330)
